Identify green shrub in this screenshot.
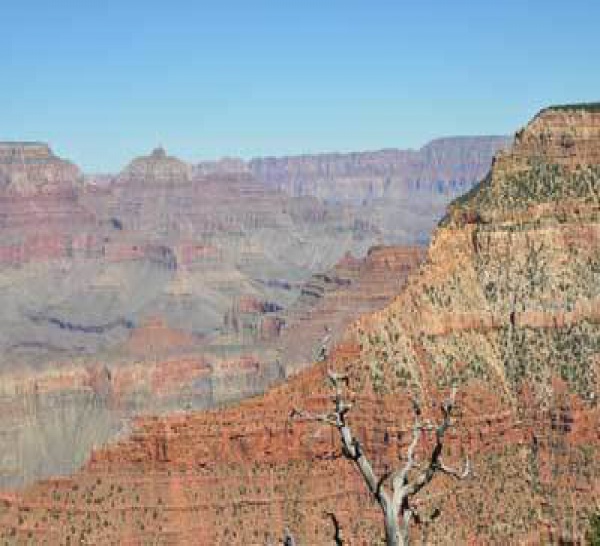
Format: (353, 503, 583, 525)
(588, 512, 600, 546)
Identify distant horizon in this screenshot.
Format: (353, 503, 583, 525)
(2, 133, 512, 175)
(3, 1, 598, 172)
(0, 104, 568, 173)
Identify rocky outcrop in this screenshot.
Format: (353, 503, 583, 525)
(0, 107, 594, 544)
(117, 147, 192, 185)
(353, 108, 599, 401)
(193, 157, 249, 177)
(510, 104, 600, 169)
(0, 144, 95, 269)
(272, 245, 425, 374)
(0, 142, 82, 195)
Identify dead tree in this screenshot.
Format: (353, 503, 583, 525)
(316, 326, 332, 362)
(292, 371, 470, 546)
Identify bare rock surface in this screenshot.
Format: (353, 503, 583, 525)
(117, 147, 192, 185)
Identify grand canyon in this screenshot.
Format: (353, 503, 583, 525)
(0, 103, 597, 544)
(0, 135, 507, 490)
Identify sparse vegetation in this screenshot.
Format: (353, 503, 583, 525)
(588, 512, 600, 546)
(545, 102, 600, 113)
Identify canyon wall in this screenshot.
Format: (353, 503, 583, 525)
(0, 106, 594, 543)
(248, 136, 510, 204)
(0, 136, 504, 489)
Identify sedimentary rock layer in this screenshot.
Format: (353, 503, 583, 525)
(0, 137, 503, 488)
(248, 136, 511, 204)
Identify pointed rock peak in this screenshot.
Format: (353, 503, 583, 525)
(151, 146, 167, 159)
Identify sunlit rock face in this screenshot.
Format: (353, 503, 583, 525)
(0, 138, 504, 490)
(0, 107, 594, 544)
(272, 245, 425, 375)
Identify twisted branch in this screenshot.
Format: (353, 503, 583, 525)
(292, 371, 471, 546)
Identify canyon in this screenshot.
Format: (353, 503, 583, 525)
(0, 137, 505, 489)
(0, 105, 597, 544)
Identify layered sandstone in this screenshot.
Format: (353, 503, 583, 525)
(272, 245, 425, 374)
(249, 136, 510, 204)
(0, 138, 507, 489)
(0, 107, 594, 544)
(193, 157, 249, 177)
(510, 104, 600, 169)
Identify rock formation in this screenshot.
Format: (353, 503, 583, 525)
(0, 106, 594, 543)
(271, 245, 425, 375)
(248, 136, 510, 204)
(117, 147, 192, 185)
(0, 138, 504, 489)
(0, 142, 82, 195)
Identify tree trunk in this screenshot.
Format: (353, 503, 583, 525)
(383, 506, 405, 546)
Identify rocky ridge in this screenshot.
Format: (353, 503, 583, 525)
(271, 245, 425, 375)
(248, 136, 511, 204)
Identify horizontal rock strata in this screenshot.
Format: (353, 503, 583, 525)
(0, 108, 597, 543)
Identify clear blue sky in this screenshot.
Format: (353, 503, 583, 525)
(3, 0, 599, 172)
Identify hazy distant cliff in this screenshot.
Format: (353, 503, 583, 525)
(117, 147, 192, 185)
(248, 136, 511, 203)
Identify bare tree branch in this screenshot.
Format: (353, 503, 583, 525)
(290, 407, 338, 427)
(292, 371, 471, 546)
(392, 406, 422, 502)
(439, 457, 471, 480)
(402, 390, 470, 500)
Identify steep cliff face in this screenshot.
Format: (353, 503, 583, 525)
(348, 104, 600, 541)
(364, 107, 600, 400)
(0, 143, 90, 261)
(0, 108, 593, 544)
(247, 137, 511, 247)
(272, 245, 425, 375)
(248, 136, 510, 204)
